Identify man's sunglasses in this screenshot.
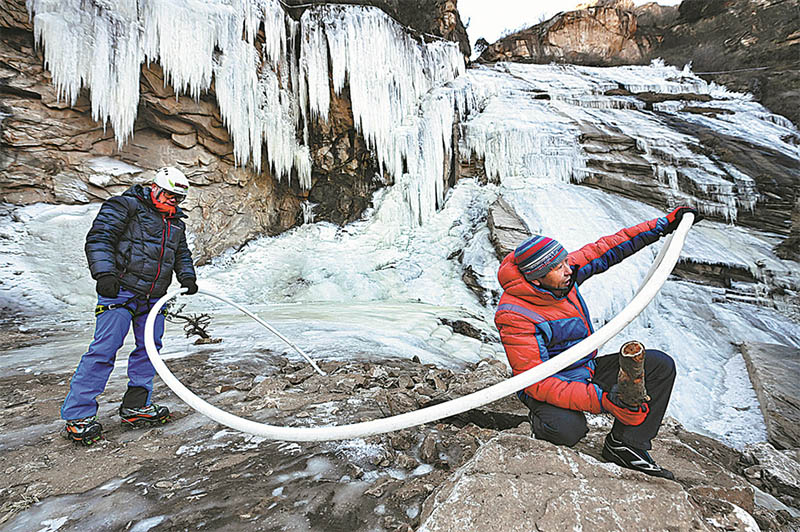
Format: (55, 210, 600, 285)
(159, 189, 186, 204)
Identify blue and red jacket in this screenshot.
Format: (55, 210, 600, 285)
(494, 215, 670, 414)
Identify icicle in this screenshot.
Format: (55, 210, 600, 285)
(298, 5, 464, 224)
(140, 0, 234, 100)
(30, 0, 142, 147)
(28, 0, 310, 187)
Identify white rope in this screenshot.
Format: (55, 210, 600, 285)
(145, 215, 694, 441)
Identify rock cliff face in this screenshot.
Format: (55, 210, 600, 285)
(0, 0, 468, 263)
(479, 2, 652, 65)
(477, 0, 800, 130)
(653, 0, 800, 128)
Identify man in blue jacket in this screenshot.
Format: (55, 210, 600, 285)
(61, 167, 198, 444)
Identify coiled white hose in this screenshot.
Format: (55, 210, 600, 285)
(145, 215, 694, 441)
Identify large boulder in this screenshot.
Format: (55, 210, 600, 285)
(740, 342, 800, 450)
(418, 431, 763, 531)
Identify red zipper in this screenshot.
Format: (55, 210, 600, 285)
(147, 216, 170, 297)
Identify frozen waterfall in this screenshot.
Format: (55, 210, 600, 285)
(26, 1, 465, 197)
(8, 2, 800, 450)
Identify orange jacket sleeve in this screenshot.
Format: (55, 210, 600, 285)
(495, 310, 604, 413)
(570, 216, 667, 285)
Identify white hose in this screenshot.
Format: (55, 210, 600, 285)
(188, 291, 326, 376)
(145, 215, 694, 441)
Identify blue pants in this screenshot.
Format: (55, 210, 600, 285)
(61, 289, 166, 420)
(520, 349, 676, 450)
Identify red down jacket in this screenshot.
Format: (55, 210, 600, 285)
(494, 215, 670, 413)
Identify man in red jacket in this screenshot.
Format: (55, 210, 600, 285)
(495, 207, 699, 480)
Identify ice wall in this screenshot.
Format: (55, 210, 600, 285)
(27, 0, 464, 203)
(449, 61, 797, 223)
(298, 6, 465, 222)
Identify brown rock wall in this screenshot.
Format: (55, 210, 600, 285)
(478, 6, 651, 65)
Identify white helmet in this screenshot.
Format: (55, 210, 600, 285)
(153, 167, 190, 197)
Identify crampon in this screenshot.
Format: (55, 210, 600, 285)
(64, 416, 103, 446)
(119, 404, 171, 428)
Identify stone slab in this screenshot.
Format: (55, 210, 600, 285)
(741, 342, 800, 450)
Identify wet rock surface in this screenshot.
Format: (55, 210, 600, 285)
(1, 341, 799, 531)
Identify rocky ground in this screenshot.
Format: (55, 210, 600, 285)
(1, 331, 800, 531)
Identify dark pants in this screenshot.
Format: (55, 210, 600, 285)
(520, 349, 676, 450)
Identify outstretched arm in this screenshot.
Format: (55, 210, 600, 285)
(569, 207, 698, 285)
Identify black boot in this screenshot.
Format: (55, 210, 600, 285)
(602, 433, 674, 480)
(119, 403, 170, 426)
(64, 416, 103, 445)
(119, 386, 170, 427)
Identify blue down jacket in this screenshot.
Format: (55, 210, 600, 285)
(85, 185, 195, 298)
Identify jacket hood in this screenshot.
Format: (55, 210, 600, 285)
(124, 184, 187, 219)
(497, 251, 574, 305)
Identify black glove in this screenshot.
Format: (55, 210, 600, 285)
(96, 274, 120, 298)
(181, 278, 198, 295)
(664, 206, 702, 234)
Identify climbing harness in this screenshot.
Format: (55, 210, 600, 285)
(95, 294, 168, 318)
(94, 294, 139, 317)
(145, 215, 695, 442)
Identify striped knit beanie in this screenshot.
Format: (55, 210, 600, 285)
(514, 235, 568, 279)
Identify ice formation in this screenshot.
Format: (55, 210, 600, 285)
(27, 1, 465, 195)
(28, 2, 796, 225)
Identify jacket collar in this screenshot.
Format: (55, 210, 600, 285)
(125, 184, 187, 219)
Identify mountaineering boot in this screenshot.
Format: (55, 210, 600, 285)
(119, 386, 170, 427)
(119, 403, 170, 426)
(64, 416, 103, 445)
(602, 433, 675, 480)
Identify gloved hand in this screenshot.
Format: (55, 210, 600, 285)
(601, 391, 649, 426)
(664, 206, 702, 234)
(181, 278, 198, 295)
(96, 274, 120, 298)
